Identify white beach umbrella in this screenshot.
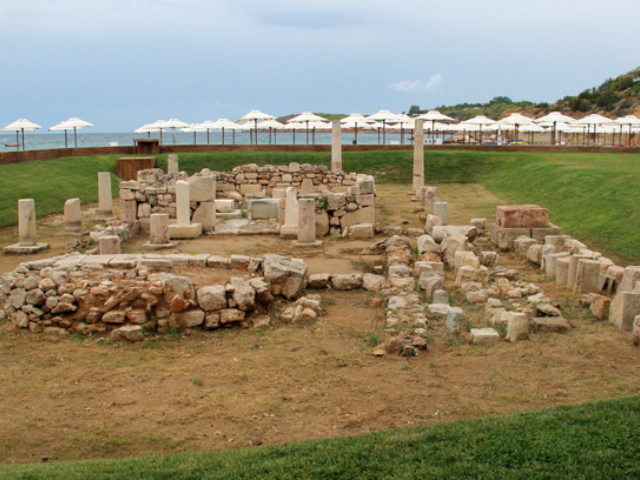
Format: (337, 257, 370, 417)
(283, 121, 306, 145)
(417, 110, 456, 137)
(1, 118, 41, 151)
(286, 112, 328, 145)
(535, 112, 576, 144)
(199, 118, 243, 145)
(180, 123, 207, 145)
(367, 109, 401, 144)
(614, 115, 640, 146)
(340, 113, 370, 124)
(237, 110, 275, 144)
(576, 114, 616, 145)
(460, 116, 496, 144)
(133, 123, 160, 139)
(158, 118, 190, 145)
(257, 120, 285, 145)
(144, 119, 167, 144)
(498, 113, 534, 141)
(49, 117, 93, 148)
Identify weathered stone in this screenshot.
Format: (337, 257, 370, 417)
(470, 328, 500, 345)
(417, 235, 438, 255)
(331, 274, 363, 291)
(363, 274, 385, 292)
(197, 285, 227, 311)
(445, 307, 465, 332)
(419, 271, 444, 300)
(187, 175, 216, 202)
(263, 254, 308, 300)
(440, 234, 468, 268)
(102, 311, 126, 324)
(574, 259, 602, 295)
(534, 317, 570, 334)
(432, 289, 449, 305)
(170, 310, 205, 328)
(170, 294, 189, 313)
(220, 309, 245, 324)
(431, 226, 477, 243)
(112, 325, 144, 342)
(556, 257, 570, 286)
(455, 266, 476, 287)
(308, 274, 331, 289)
(347, 223, 374, 239)
(506, 313, 529, 342)
(231, 280, 256, 311)
(340, 206, 375, 233)
(25, 289, 46, 306)
(230, 255, 251, 270)
(496, 206, 523, 228)
(424, 214, 442, 236)
(590, 294, 612, 319)
(618, 267, 640, 293)
(515, 237, 537, 259)
(192, 202, 216, 233)
(526, 245, 543, 265)
(609, 292, 640, 331)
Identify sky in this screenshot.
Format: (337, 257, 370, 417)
(1, 0, 639, 132)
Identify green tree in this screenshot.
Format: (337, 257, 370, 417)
(408, 105, 421, 116)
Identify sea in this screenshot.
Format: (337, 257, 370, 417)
(0, 131, 453, 152)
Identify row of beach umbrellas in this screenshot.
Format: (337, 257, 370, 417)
(1, 117, 93, 150)
(4, 110, 640, 151)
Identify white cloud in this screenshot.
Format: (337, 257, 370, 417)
(390, 74, 443, 92)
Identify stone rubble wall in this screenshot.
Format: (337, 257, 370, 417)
(118, 163, 376, 237)
(0, 253, 321, 339)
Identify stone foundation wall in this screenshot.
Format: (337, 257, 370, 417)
(118, 163, 377, 236)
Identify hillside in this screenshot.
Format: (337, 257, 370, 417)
(413, 67, 640, 120)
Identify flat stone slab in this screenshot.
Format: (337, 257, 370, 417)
(470, 328, 501, 345)
(214, 219, 280, 235)
(109, 254, 142, 269)
(4, 243, 49, 254)
(53, 255, 86, 268)
(142, 241, 176, 250)
(55, 230, 89, 237)
(169, 223, 202, 239)
(291, 240, 323, 248)
(81, 255, 115, 266)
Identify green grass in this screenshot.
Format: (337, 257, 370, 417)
(1, 395, 639, 479)
(0, 155, 121, 227)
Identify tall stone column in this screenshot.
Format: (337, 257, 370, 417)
(175, 180, 191, 227)
(168, 154, 179, 174)
(413, 119, 424, 192)
(18, 199, 37, 246)
(292, 196, 322, 247)
(280, 186, 299, 239)
(169, 180, 202, 239)
(331, 120, 342, 172)
(98, 172, 113, 219)
(5, 199, 49, 253)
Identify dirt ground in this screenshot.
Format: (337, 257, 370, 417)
(1, 183, 639, 464)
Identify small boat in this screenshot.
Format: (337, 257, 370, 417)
(4, 143, 19, 148)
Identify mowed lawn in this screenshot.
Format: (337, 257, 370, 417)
(1, 395, 639, 479)
(1, 149, 640, 263)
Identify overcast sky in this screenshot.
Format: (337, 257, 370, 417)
(1, 0, 639, 132)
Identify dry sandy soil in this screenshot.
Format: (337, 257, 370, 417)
(1, 183, 639, 464)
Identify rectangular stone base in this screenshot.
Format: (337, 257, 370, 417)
(169, 223, 202, 239)
(291, 240, 323, 248)
(280, 225, 298, 240)
(143, 241, 177, 250)
(4, 243, 49, 254)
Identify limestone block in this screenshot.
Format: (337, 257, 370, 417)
(63, 198, 83, 233)
(534, 317, 570, 334)
(315, 211, 330, 237)
(441, 234, 468, 268)
(192, 202, 216, 233)
(454, 251, 479, 273)
(339, 206, 375, 233)
(445, 307, 465, 332)
(99, 235, 120, 255)
(545, 235, 571, 252)
(470, 218, 486, 232)
(433, 202, 448, 226)
(263, 255, 308, 300)
(417, 235, 438, 255)
(618, 267, 640, 293)
(422, 187, 440, 214)
(545, 252, 570, 279)
(531, 225, 563, 243)
(121, 200, 137, 223)
(492, 225, 530, 252)
(609, 292, 640, 331)
(413, 262, 433, 279)
(347, 223, 373, 239)
(137, 203, 151, 218)
(567, 255, 593, 291)
(197, 285, 227, 311)
(432, 289, 449, 305)
(307, 274, 331, 289)
(419, 271, 444, 300)
(455, 266, 476, 287)
(515, 236, 537, 259)
(574, 259, 602, 295)
(249, 199, 279, 220)
(506, 313, 529, 342)
(425, 214, 442, 236)
(526, 245, 543, 265)
(363, 274, 385, 292)
(215, 199, 235, 213)
(470, 328, 500, 345)
(240, 184, 263, 195)
(331, 274, 363, 291)
(556, 257, 570, 286)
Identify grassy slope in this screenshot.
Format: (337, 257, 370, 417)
(0, 156, 121, 227)
(1, 395, 639, 479)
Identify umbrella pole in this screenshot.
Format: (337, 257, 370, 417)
(383, 120, 386, 145)
(65, 130, 68, 148)
(274, 129, 277, 145)
(377, 128, 380, 145)
(313, 128, 316, 145)
(306, 121, 309, 145)
(207, 129, 210, 145)
(16, 131, 19, 150)
(401, 125, 404, 145)
(355, 123, 358, 145)
(22, 129, 25, 151)
(222, 128, 225, 146)
(160, 129, 163, 146)
(74, 127, 78, 148)
(255, 120, 258, 145)
(269, 128, 272, 145)
(293, 130, 296, 145)
(233, 130, 236, 145)
(194, 132, 197, 145)
(148, 132, 151, 139)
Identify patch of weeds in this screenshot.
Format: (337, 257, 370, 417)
(71, 332, 87, 342)
(161, 327, 185, 342)
(493, 323, 507, 337)
(321, 298, 337, 307)
(318, 197, 329, 210)
(444, 332, 460, 347)
(250, 343, 260, 351)
(348, 328, 384, 348)
(402, 364, 410, 371)
(191, 378, 204, 387)
(350, 259, 375, 274)
(429, 360, 437, 373)
(410, 245, 419, 259)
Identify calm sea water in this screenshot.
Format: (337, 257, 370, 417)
(0, 130, 452, 152)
